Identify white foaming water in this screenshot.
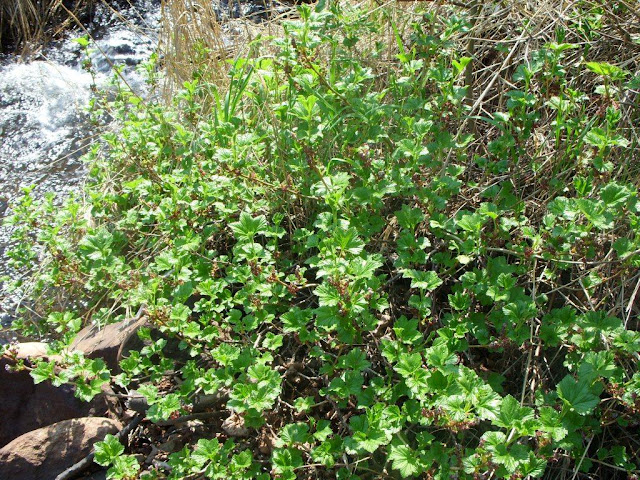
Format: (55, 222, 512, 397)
(0, 61, 93, 191)
(0, 0, 160, 195)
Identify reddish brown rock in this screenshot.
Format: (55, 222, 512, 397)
(70, 316, 147, 371)
(10, 342, 51, 359)
(0, 417, 121, 480)
(0, 344, 109, 448)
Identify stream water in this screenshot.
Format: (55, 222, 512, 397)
(0, 0, 161, 338)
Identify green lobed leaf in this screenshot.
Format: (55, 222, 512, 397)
(94, 434, 124, 466)
(557, 375, 601, 415)
(402, 269, 443, 291)
(388, 443, 423, 477)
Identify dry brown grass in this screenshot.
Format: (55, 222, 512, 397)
(159, 0, 639, 109)
(462, 0, 640, 178)
(158, 0, 294, 97)
(377, 0, 640, 181)
(0, 0, 96, 54)
(386, 0, 640, 116)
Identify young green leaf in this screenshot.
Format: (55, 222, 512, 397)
(388, 443, 423, 477)
(94, 434, 125, 466)
(402, 269, 442, 291)
(231, 212, 268, 242)
(557, 375, 601, 415)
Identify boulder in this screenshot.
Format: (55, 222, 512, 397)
(10, 342, 51, 359)
(0, 344, 109, 448)
(70, 316, 147, 371)
(0, 417, 121, 480)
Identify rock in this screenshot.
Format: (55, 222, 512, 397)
(0, 417, 121, 480)
(0, 344, 109, 448)
(222, 412, 250, 437)
(157, 436, 182, 453)
(70, 315, 147, 371)
(9, 341, 60, 361)
(124, 392, 148, 414)
(2, 341, 49, 361)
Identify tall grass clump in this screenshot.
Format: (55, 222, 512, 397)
(3, 0, 640, 479)
(0, 0, 95, 53)
(158, 0, 287, 101)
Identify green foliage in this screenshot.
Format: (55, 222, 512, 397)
(3, 1, 640, 479)
(94, 435, 140, 480)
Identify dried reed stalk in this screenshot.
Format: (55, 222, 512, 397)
(0, 0, 95, 54)
(158, 0, 288, 97)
